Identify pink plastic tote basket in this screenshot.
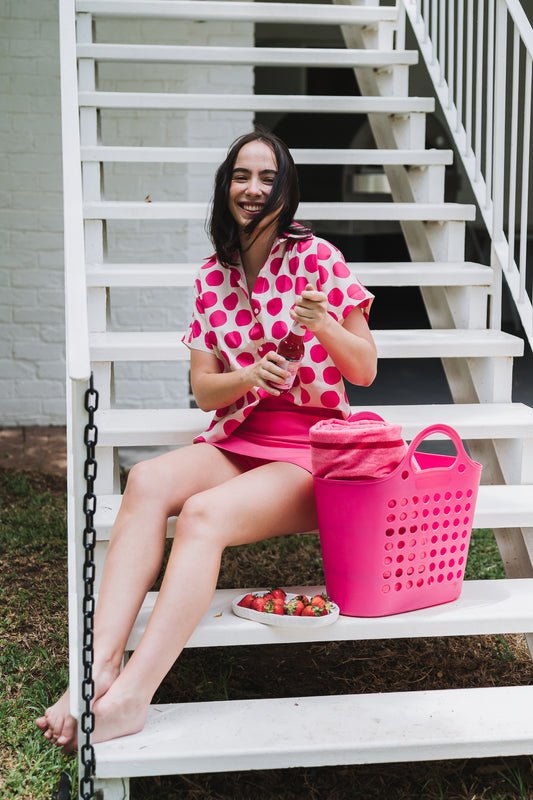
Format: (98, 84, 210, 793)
(313, 423, 482, 617)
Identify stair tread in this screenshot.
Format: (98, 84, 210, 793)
(86, 261, 492, 288)
(94, 484, 533, 536)
(77, 0, 398, 24)
(120, 580, 533, 651)
(78, 43, 418, 67)
(81, 146, 454, 165)
(78, 92, 435, 113)
(94, 684, 533, 776)
(88, 328, 523, 362)
(84, 200, 475, 221)
(95, 402, 533, 445)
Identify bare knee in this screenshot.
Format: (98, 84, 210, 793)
(177, 492, 228, 549)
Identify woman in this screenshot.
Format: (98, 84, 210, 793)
(37, 130, 377, 749)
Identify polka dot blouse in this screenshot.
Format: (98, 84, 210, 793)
(182, 234, 374, 444)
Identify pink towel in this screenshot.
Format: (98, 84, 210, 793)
(309, 415, 408, 480)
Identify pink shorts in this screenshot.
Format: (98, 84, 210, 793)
(211, 395, 343, 473)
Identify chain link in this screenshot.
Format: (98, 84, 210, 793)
(80, 374, 98, 800)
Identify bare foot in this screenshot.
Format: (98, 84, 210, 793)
(91, 682, 150, 744)
(36, 663, 119, 752)
(36, 689, 77, 752)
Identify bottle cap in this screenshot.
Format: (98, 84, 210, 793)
(291, 321, 305, 336)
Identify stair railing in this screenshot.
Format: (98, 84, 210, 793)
(59, 0, 94, 785)
(401, 0, 533, 350)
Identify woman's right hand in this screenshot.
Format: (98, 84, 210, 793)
(245, 351, 289, 395)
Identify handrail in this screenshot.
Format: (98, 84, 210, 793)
(401, 0, 533, 350)
(59, 0, 91, 382)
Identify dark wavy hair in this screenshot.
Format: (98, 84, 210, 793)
(208, 129, 312, 266)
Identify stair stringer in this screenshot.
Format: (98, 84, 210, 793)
(334, 0, 533, 642)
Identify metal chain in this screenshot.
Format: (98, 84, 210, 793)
(80, 374, 98, 800)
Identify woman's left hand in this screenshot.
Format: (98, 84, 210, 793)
(291, 283, 330, 333)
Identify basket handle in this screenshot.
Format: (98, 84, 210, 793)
(406, 423, 475, 471)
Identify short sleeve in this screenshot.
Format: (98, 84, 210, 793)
(181, 275, 214, 353)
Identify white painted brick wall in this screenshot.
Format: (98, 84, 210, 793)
(1, 1, 253, 425)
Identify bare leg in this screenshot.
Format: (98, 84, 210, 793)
(88, 460, 317, 743)
(36, 444, 244, 749)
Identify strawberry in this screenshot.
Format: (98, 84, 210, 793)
(270, 588, 287, 601)
(264, 599, 284, 615)
(301, 604, 325, 617)
(293, 594, 310, 606)
(261, 593, 274, 601)
(310, 593, 329, 609)
(251, 596, 268, 613)
(284, 598, 305, 616)
(237, 593, 255, 609)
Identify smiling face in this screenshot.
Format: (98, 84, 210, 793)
(228, 140, 279, 235)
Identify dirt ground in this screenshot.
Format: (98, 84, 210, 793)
(0, 426, 67, 477)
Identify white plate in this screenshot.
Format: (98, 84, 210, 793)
(232, 592, 339, 627)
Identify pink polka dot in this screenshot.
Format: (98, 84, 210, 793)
(191, 320, 201, 339)
(242, 405, 254, 419)
(270, 257, 283, 275)
(342, 304, 356, 319)
(303, 329, 314, 342)
(220, 350, 230, 365)
(254, 276, 270, 294)
(289, 257, 299, 275)
(203, 291, 218, 309)
(348, 283, 366, 300)
(328, 287, 344, 307)
(272, 320, 288, 339)
(251, 299, 261, 316)
(310, 344, 328, 363)
(235, 396, 245, 410)
(195, 435, 207, 442)
(205, 331, 217, 349)
(245, 391, 256, 404)
(195, 278, 202, 293)
(295, 276, 308, 295)
(229, 269, 240, 288)
(206, 269, 224, 286)
(236, 352, 255, 367)
(224, 330, 242, 349)
(304, 254, 318, 272)
(321, 390, 341, 408)
(235, 309, 253, 326)
(300, 388, 311, 403)
(323, 366, 342, 385)
(317, 243, 332, 260)
(209, 310, 227, 328)
(195, 297, 204, 314)
(262, 342, 277, 355)
(299, 366, 316, 384)
(318, 265, 329, 286)
(249, 322, 264, 341)
(202, 257, 217, 270)
(297, 239, 313, 253)
(333, 261, 350, 279)
(275, 275, 293, 293)
(223, 292, 239, 311)
(223, 419, 241, 436)
(267, 297, 282, 316)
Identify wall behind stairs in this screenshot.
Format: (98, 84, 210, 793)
(0, 0, 253, 426)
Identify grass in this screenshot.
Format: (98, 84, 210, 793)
(1, 466, 533, 800)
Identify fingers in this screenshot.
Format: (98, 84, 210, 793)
(253, 351, 289, 394)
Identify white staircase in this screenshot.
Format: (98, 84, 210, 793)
(58, 1, 533, 797)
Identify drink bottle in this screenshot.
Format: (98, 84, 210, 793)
(275, 321, 305, 391)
